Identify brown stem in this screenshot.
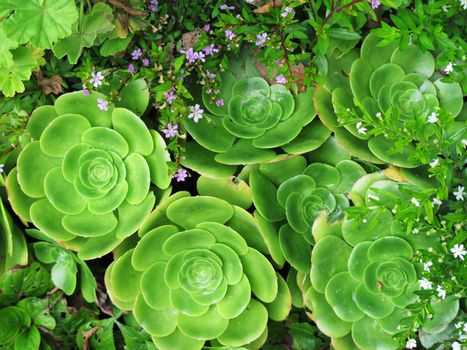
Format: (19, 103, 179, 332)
(105, 0, 145, 16)
(274, 25, 293, 79)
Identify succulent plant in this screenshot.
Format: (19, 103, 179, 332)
(314, 33, 464, 168)
(247, 138, 366, 273)
(6, 81, 172, 260)
(105, 193, 291, 350)
(304, 206, 460, 350)
(182, 50, 330, 174)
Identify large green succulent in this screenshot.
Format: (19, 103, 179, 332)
(247, 138, 366, 273)
(304, 206, 460, 350)
(314, 33, 464, 168)
(182, 50, 330, 175)
(105, 193, 291, 350)
(6, 81, 172, 260)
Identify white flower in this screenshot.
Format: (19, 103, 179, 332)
(463, 322, 467, 333)
(460, 0, 467, 10)
(451, 244, 466, 261)
(97, 98, 109, 111)
(436, 285, 446, 299)
(442, 4, 450, 11)
(432, 197, 442, 206)
(356, 122, 367, 135)
(367, 193, 380, 201)
(429, 158, 439, 168)
(444, 62, 454, 74)
(411, 197, 420, 207)
(89, 71, 104, 88)
(406, 339, 417, 349)
(419, 278, 432, 290)
(188, 104, 204, 122)
(462, 139, 467, 148)
(376, 112, 382, 118)
(455, 321, 464, 329)
(453, 186, 465, 201)
(0, 164, 4, 173)
(452, 341, 461, 350)
(423, 261, 433, 272)
(428, 112, 438, 123)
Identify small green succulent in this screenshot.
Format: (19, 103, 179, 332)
(314, 33, 464, 168)
(105, 193, 291, 350)
(6, 81, 172, 260)
(182, 50, 330, 174)
(304, 206, 460, 350)
(248, 138, 366, 273)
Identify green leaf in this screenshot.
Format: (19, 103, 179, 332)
(328, 28, 361, 41)
(0, 27, 17, 67)
(51, 252, 77, 295)
(116, 321, 152, 350)
(14, 326, 40, 350)
(100, 35, 133, 57)
(3, 0, 78, 49)
(0, 263, 53, 306)
(53, 3, 114, 64)
(0, 47, 36, 97)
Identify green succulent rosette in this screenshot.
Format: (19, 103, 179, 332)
(303, 206, 460, 350)
(314, 33, 464, 168)
(182, 50, 330, 174)
(6, 82, 172, 260)
(105, 193, 291, 350)
(247, 138, 366, 273)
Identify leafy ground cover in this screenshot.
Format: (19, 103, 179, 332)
(0, 0, 465, 349)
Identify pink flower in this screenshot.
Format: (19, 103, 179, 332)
(128, 64, 135, 74)
(215, 99, 224, 106)
(164, 89, 177, 105)
(203, 44, 219, 56)
(142, 58, 150, 67)
(276, 75, 287, 84)
(162, 123, 179, 138)
(371, 0, 381, 9)
(173, 168, 188, 182)
(83, 89, 90, 96)
(97, 98, 109, 111)
(225, 29, 236, 40)
(131, 48, 143, 60)
(255, 33, 268, 47)
(89, 71, 104, 88)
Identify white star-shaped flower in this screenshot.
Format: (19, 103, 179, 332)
(444, 61, 454, 74)
(356, 122, 367, 135)
(188, 104, 204, 123)
(429, 159, 439, 168)
(428, 112, 438, 123)
(419, 278, 432, 290)
(451, 244, 466, 261)
(452, 341, 461, 350)
(411, 197, 420, 207)
(406, 338, 417, 349)
(453, 186, 465, 201)
(423, 261, 433, 272)
(432, 197, 442, 206)
(436, 285, 446, 300)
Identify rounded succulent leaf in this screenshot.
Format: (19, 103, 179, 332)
(184, 52, 324, 168)
(6, 89, 171, 259)
(305, 208, 460, 349)
(317, 32, 464, 168)
(106, 195, 290, 349)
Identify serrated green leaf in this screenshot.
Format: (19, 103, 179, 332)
(3, 0, 78, 49)
(53, 3, 114, 64)
(0, 28, 17, 67)
(0, 47, 36, 97)
(116, 322, 152, 350)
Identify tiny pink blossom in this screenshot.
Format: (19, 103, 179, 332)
(131, 48, 143, 60)
(162, 123, 179, 138)
(0, 164, 4, 173)
(173, 168, 188, 182)
(276, 75, 287, 84)
(164, 89, 177, 105)
(225, 29, 236, 40)
(89, 71, 104, 88)
(128, 64, 135, 74)
(97, 98, 109, 111)
(142, 58, 150, 67)
(371, 0, 381, 9)
(220, 4, 235, 10)
(203, 44, 219, 56)
(215, 99, 224, 106)
(206, 70, 216, 79)
(255, 33, 268, 47)
(83, 89, 90, 96)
